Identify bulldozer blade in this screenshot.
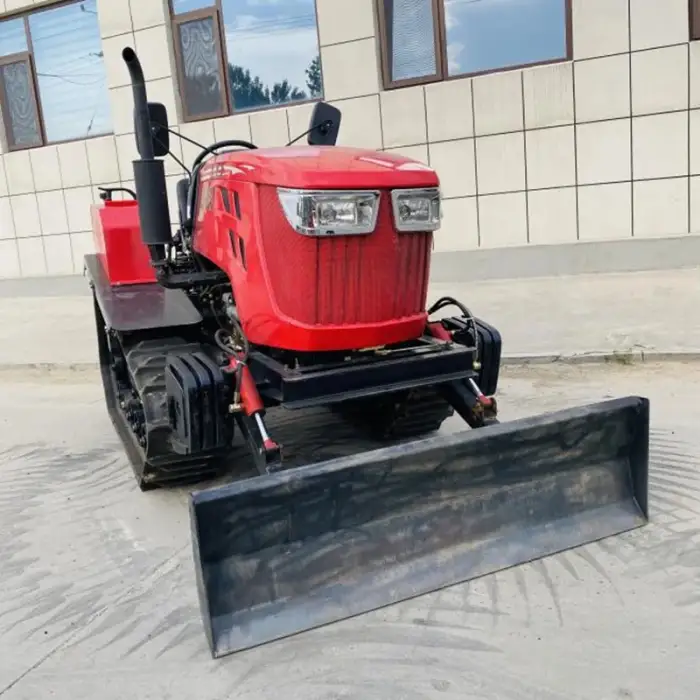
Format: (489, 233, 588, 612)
(190, 396, 649, 658)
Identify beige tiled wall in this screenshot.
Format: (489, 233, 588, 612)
(1, 0, 700, 278)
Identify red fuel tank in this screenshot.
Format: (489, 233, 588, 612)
(92, 199, 156, 286)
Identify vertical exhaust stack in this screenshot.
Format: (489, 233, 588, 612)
(121, 47, 171, 265)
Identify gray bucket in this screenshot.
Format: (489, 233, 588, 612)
(190, 396, 649, 658)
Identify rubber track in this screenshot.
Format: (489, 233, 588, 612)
(119, 338, 229, 488)
(332, 387, 455, 441)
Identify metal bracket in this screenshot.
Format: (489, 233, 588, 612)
(440, 379, 499, 429)
(235, 412, 283, 475)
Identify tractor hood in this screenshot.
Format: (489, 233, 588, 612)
(204, 146, 440, 190)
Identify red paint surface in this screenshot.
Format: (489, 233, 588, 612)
(193, 146, 439, 353)
(91, 200, 156, 285)
(428, 322, 453, 342)
(196, 145, 440, 190)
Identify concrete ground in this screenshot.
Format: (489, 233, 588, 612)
(0, 267, 699, 368)
(0, 360, 699, 699)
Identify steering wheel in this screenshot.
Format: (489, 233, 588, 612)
(187, 139, 258, 223)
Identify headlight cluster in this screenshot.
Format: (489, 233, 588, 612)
(391, 188, 441, 232)
(277, 189, 380, 236)
(277, 187, 441, 237)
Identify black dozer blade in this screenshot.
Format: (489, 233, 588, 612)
(190, 396, 649, 658)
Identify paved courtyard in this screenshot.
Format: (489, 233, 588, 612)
(0, 360, 698, 699)
(1, 268, 700, 368)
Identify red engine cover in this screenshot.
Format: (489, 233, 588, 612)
(192, 146, 440, 353)
(257, 185, 431, 327)
(91, 199, 156, 286)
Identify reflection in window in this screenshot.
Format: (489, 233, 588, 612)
(0, 60, 42, 148)
(444, 0, 568, 76)
(0, 0, 113, 150)
(221, 0, 323, 111)
(171, 0, 324, 119)
(177, 16, 226, 118)
(0, 18, 28, 57)
(29, 0, 112, 143)
(384, 0, 438, 83)
(378, 0, 570, 86)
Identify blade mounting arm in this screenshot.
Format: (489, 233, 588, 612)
(441, 378, 499, 429)
(225, 356, 283, 474)
(235, 412, 282, 475)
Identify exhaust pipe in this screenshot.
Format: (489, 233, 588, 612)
(122, 47, 171, 264)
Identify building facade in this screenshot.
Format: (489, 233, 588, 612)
(1, 0, 700, 280)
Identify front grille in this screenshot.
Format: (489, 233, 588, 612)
(257, 185, 431, 326)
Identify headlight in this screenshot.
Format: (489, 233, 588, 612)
(391, 188, 441, 232)
(277, 188, 380, 236)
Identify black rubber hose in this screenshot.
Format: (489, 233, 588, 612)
(428, 296, 480, 359)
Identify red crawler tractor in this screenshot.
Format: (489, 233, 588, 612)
(85, 48, 650, 658)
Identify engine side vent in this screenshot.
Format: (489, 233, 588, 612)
(220, 187, 231, 213)
(228, 229, 238, 259)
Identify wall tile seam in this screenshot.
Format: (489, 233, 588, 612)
(574, 40, 693, 64)
(581, 109, 693, 125)
(363, 43, 697, 97)
(2, 231, 91, 240)
(689, 37, 693, 233)
(15, 86, 694, 142)
(629, 106, 691, 118)
(626, 0, 634, 236)
(438, 174, 694, 200)
(320, 35, 376, 49)
(6, 183, 106, 195)
(20, 161, 688, 194)
(466, 79, 481, 246)
(327, 42, 700, 101)
(102, 28, 139, 40)
(327, 91, 382, 105)
(628, 40, 696, 56)
(389, 113, 685, 152)
(107, 0, 135, 36)
(128, 19, 166, 32)
(571, 24, 581, 241)
(376, 87, 386, 149)
(2, 183, 110, 196)
(16, 235, 48, 276)
(573, 109, 693, 128)
(520, 71, 530, 242)
(104, 13, 158, 38)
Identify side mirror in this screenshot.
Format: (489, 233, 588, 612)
(135, 101, 170, 158)
(307, 102, 341, 146)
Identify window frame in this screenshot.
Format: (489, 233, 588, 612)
(0, 0, 111, 152)
(375, 0, 573, 91)
(0, 51, 46, 151)
(171, 6, 232, 122)
(168, 0, 326, 123)
(691, 0, 700, 41)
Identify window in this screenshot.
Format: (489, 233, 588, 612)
(0, 0, 112, 151)
(376, 0, 572, 89)
(169, 0, 324, 122)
